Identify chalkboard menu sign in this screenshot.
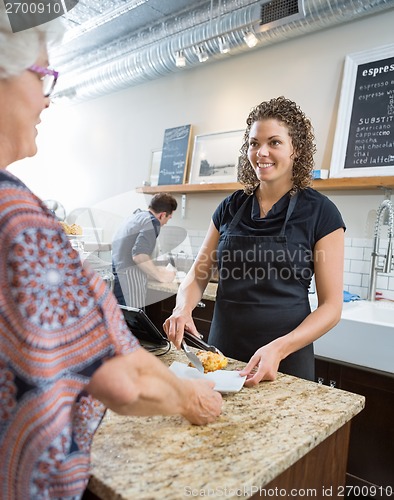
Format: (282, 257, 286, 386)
(330, 44, 394, 177)
(345, 56, 394, 169)
(158, 125, 192, 185)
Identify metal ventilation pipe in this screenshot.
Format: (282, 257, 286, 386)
(52, 0, 394, 102)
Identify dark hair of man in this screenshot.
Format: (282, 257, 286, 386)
(149, 193, 177, 215)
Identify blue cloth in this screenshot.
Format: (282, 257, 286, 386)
(343, 290, 361, 302)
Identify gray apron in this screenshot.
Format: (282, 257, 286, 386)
(208, 192, 314, 380)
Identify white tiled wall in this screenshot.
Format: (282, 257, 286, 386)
(345, 237, 394, 299)
(189, 231, 207, 255)
(171, 229, 206, 257)
(186, 231, 394, 300)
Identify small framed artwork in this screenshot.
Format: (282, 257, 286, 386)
(189, 129, 244, 184)
(330, 43, 394, 178)
(149, 150, 162, 186)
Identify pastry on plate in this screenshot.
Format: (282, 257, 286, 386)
(190, 350, 228, 373)
(59, 221, 83, 235)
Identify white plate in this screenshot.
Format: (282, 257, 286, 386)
(169, 361, 246, 394)
(67, 234, 84, 239)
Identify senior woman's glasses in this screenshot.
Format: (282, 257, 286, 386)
(28, 65, 59, 97)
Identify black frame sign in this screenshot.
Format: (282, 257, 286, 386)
(330, 44, 394, 178)
(158, 124, 192, 185)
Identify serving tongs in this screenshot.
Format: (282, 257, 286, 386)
(181, 340, 204, 373)
(183, 331, 222, 355)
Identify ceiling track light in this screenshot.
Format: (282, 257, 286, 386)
(194, 45, 209, 63)
(243, 30, 258, 48)
(175, 50, 186, 68)
(175, 25, 257, 68)
(218, 35, 230, 54)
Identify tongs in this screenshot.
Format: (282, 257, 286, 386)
(181, 340, 204, 373)
(183, 331, 222, 354)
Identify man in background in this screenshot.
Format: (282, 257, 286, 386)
(112, 193, 177, 308)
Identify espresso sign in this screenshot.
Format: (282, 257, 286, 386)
(331, 44, 394, 177)
(345, 56, 394, 169)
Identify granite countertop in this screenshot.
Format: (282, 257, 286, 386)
(148, 280, 217, 301)
(89, 349, 365, 500)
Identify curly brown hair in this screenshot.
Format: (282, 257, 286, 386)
(238, 96, 316, 195)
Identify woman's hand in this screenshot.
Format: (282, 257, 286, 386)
(163, 308, 200, 349)
(239, 343, 282, 387)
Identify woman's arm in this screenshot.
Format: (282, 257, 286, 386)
(86, 347, 222, 425)
(240, 228, 344, 385)
(163, 221, 220, 348)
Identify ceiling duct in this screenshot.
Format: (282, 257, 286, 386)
(258, 0, 306, 31)
(51, 0, 394, 103)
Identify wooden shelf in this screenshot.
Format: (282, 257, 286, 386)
(137, 182, 242, 194)
(137, 176, 394, 194)
(312, 176, 394, 191)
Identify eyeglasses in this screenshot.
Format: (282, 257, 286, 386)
(28, 65, 59, 97)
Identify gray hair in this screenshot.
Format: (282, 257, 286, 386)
(0, 6, 64, 79)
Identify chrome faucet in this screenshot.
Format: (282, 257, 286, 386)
(368, 199, 394, 301)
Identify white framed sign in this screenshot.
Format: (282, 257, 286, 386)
(148, 149, 162, 186)
(330, 44, 394, 178)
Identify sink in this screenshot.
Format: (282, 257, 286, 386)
(341, 300, 394, 327)
(313, 299, 394, 374)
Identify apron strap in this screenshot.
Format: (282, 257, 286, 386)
(279, 192, 298, 237)
(228, 194, 251, 231)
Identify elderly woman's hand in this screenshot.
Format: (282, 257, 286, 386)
(181, 379, 223, 425)
(163, 308, 200, 349)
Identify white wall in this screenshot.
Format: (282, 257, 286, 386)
(9, 9, 394, 241)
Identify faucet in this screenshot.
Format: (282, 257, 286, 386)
(368, 199, 394, 301)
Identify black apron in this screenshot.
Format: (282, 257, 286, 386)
(208, 192, 314, 380)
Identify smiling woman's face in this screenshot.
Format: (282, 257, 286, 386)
(0, 48, 50, 166)
(247, 118, 295, 188)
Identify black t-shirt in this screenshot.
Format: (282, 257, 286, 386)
(212, 188, 346, 287)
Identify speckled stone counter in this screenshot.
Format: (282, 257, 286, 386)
(88, 349, 365, 500)
(147, 280, 217, 301)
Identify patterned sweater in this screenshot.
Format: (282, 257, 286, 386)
(0, 170, 140, 499)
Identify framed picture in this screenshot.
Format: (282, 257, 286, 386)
(149, 150, 162, 186)
(189, 129, 244, 184)
(330, 44, 394, 178)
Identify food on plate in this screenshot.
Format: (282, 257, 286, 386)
(189, 350, 228, 373)
(59, 221, 83, 236)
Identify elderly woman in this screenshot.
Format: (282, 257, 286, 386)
(0, 10, 222, 500)
(165, 96, 345, 384)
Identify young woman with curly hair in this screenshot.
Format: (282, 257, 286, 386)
(165, 96, 345, 384)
